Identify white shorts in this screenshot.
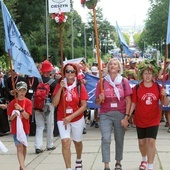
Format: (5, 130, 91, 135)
(57, 116, 85, 142)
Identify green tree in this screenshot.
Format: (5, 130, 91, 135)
(143, 0, 168, 52)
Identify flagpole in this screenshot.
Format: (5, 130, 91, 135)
(8, 50, 17, 101)
(120, 46, 125, 69)
(162, 45, 168, 88)
(59, 24, 67, 130)
(93, 8, 103, 95)
(163, 0, 170, 88)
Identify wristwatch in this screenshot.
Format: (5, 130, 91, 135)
(125, 114, 130, 117)
(20, 108, 24, 113)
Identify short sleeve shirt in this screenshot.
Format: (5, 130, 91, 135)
(53, 83, 88, 122)
(95, 77, 132, 114)
(7, 98, 32, 134)
(132, 82, 161, 128)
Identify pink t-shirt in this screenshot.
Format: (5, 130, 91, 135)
(95, 77, 132, 114)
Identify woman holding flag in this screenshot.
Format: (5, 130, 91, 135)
(95, 58, 132, 170)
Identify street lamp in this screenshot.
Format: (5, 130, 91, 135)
(83, 24, 95, 61)
(71, 17, 82, 59)
(100, 32, 110, 55)
(71, 16, 74, 59)
(160, 38, 165, 56)
(45, 0, 49, 58)
(87, 32, 95, 59)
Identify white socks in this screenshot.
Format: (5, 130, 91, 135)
(148, 163, 153, 170)
(142, 156, 147, 162)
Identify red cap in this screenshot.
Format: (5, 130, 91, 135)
(40, 60, 54, 72)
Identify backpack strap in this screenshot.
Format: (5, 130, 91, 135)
(77, 81, 81, 106)
(122, 77, 125, 92)
(155, 82, 160, 93)
(47, 79, 55, 85)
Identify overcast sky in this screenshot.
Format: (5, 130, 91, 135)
(73, 0, 150, 26)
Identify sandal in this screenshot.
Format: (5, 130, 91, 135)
(139, 161, 147, 170)
(75, 160, 82, 170)
(114, 162, 122, 170)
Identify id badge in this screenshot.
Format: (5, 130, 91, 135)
(28, 89, 33, 93)
(110, 102, 117, 108)
(66, 108, 73, 114)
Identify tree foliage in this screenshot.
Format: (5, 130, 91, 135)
(0, 0, 120, 68)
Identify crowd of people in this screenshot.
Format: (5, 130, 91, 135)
(0, 57, 170, 170)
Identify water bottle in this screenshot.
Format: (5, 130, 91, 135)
(46, 98, 51, 103)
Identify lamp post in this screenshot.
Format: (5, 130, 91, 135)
(84, 25, 94, 61)
(71, 16, 74, 59)
(160, 38, 165, 56)
(45, 0, 49, 58)
(84, 26, 87, 61)
(88, 32, 95, 59)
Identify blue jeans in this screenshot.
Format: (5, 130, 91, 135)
(100, 111, 125, 162)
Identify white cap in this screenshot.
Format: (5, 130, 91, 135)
(91, 66, 98, 73)
(54, 66, 60, 73)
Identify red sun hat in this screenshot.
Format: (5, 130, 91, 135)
(40, 60, 54, 72)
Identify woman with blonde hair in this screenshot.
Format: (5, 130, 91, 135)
(95, 58, 132, 170)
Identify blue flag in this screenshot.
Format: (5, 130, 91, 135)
(116, 21, 134, 58)
(166, 0, 170, 44)
(1, 1, 41, 79)
(85, 73, 100, 109)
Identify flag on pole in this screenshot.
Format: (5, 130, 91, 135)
(166, 0, 170, 44)
(1, 1, 41, 79)
(116, 21, 134, 58)
(84, 73, 100, 109)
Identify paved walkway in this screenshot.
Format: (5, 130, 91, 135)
(0, 122, 170, 170)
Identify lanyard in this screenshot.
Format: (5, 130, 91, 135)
(28, 77, 34, 88)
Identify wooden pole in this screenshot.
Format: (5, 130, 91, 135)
(59, 24, 67, 129)
(162, 44, 168, 88)
(120, 46, 125, 69)
(93, 8, 103, 94)
(8, 50, 17, 102)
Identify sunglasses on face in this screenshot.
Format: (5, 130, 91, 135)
(65, 69, 76, 74)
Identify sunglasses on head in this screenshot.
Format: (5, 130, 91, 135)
(65, 69, 76, 74)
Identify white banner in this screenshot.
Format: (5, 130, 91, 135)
(48, 0, 71, 13)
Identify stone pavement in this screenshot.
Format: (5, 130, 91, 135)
(0, 122, 170, 170)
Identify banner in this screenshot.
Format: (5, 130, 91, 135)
(85, 73, 170, 110)
(48, 0, 71, 13)
(63, 57, 84, 65)
(1, 1, 41, 79)
(85, 73, 100, 109)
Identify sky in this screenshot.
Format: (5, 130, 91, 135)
(73, 0, 151, 26)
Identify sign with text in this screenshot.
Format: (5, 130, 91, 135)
(48, 0, 71, 13)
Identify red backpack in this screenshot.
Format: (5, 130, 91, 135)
(33, 79, 54, 111)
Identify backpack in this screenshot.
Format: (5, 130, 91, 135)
(33, 79, 55, 111)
